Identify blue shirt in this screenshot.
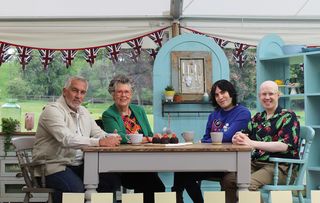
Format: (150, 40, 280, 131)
(201, 104, 251, 143)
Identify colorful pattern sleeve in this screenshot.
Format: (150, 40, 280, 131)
(247, 106, 300, 161)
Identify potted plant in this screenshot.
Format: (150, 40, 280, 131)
(1, 117, 20, 155)
(164, 85, 175, 102)
(173, 93, 183, 103)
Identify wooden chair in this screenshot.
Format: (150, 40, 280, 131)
(154, 192, 176, 203)
(62, 193, 84, 203)
(203, 191, 225, 203)
(11, 136, 54, 203)
(261, 126, 315, 203)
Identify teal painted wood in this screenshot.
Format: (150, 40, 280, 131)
(256, 33, 320, 203)
(261, 126, 315, 203)
(153, 33, 229, 138)
(153, 33, 229, 203)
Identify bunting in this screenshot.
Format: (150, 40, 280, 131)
(0, 43, 11, 66)
(233, 43, 250, 57)
(212, 37, 229, 48)
(233, 53, 248, 69)
(233, 43, 250, 68)
(127, 37, 143, 55)
(17, 46, 33, 70)
(61, 50, 77, 68)
(106, 43, 122, 63)
(0, 27, 170, 69)
(148, 30, 164, 47)
(39, 49, 55, 70)
(146, 48, 158, 60)
(84, 48, 99, 67)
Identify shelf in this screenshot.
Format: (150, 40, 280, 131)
(162, 101, 211, 105)
(162, 101, 212, 117)
(309, 125, 320, 129)
(280, 94, 304, 99)
(260, 54, 303, 65)
(308, 166, 320, 172)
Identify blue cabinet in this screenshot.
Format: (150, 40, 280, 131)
(256, 34, 320, 202)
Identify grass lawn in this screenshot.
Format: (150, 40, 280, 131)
(0, 100, 155, 132)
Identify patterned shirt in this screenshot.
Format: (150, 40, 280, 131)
(122, 113, 142, 134)
(247, 106, 300, 161)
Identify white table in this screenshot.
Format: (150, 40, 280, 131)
(83, 143, 251, 203)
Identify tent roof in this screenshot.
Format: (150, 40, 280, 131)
(1, 0, 319, 18)
(1, 0, 320, 47)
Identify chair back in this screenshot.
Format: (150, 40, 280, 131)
(295, 125, 315, 185)
(11, 137, 38, 188)
(12, 136, 54, 203)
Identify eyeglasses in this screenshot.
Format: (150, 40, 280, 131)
(115, 90, 131, 96)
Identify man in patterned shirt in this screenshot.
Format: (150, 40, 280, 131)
(222, 80, 300, 203)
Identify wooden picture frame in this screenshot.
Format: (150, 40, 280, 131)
(171, 51, 212, 101)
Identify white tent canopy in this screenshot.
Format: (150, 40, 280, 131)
(1, 0, 320, 48)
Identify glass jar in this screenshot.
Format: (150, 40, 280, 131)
(1, 100, 21, 131)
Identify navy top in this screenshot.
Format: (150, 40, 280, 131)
(201, 104, 251, 143)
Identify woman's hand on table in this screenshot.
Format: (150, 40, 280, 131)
(142, 136, 152, 143)
(99, 136, 122, 147)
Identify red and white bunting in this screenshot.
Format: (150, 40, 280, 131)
(232, 43, 250, 68)
(212, 37, 229, 48)
(0, 43, 11, 66)
(61, 50, 77, 68)
(233, 53, 248, 69)
(146, 48, 158, 60)
(106, 43, 122, 63)
(148, 30, 164, 47)
(39, 50, 55, 70)
(17, 46, 32, 70)
(233, 43, 250, 57)
(190, 30, 205, 36)
(84, 48, 99, 67)
(127, 37, 143, 55)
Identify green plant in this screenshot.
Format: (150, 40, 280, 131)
(165, 85, 174, 91)
(1, 117, 20, 155)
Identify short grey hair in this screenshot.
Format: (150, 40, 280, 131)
(64, 76, 89, 90)
(108, 74, 134, 94)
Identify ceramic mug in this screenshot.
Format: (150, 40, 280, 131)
(181, 131, 194, 143)
(126, 134, 143, 144)
(210, 132, 223, 144)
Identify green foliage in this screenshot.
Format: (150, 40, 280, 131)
(1, 117, 20, 155)
(165, 85, 174, 91)
(7, 78, 31, 97)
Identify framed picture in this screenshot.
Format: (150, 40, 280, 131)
(171, 51, 212, 101)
